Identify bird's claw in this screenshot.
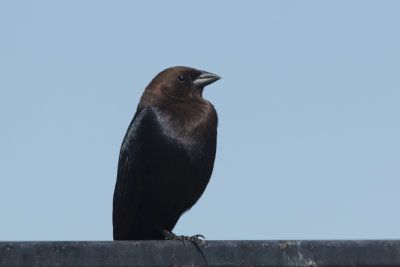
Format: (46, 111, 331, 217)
(188, 234, 206, 244)
(163, 230, 206, 245)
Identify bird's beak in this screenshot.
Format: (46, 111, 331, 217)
(194, 71, 221, 89)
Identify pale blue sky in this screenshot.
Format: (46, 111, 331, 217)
(1, 1, 399, 241)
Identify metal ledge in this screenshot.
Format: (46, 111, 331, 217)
(1, 240, 400, 267)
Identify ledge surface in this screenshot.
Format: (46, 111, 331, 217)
(1, 240, 400, 267)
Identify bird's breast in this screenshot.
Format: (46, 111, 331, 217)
(137, 105, 217, 215)
(153, 103, 217, 143)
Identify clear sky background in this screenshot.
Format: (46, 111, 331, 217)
(1, 1, 399, 241)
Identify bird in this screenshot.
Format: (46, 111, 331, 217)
(113, 66, 220, 241)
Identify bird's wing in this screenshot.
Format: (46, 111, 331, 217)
(112, 108, 152, 239)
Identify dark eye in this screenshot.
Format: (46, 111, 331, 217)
(178, 75, 186, 82)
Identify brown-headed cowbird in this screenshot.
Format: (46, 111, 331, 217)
(113, 66, 220, 241)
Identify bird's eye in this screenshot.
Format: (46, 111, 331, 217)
(178, 75, 186, 82)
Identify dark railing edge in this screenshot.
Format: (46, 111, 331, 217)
(1, 240, 400, 267)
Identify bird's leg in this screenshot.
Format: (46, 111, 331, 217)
(163, 229, 205, 245)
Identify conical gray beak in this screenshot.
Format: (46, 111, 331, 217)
(194, 71, 221, 89)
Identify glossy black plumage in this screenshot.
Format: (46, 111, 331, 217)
(113, 66, 220, 240)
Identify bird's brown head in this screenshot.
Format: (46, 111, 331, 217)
(140, 66, 220, 107)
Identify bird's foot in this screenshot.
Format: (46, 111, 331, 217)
(163, 230, 205, 245)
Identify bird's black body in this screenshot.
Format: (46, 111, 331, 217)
(113, 66, 220, 240)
